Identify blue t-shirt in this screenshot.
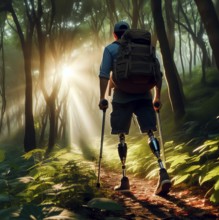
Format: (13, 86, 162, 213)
(99, 42, 152, 103)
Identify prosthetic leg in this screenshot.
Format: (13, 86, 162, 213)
(147, 130, 171, 195)
(114, 133, 130, 191)
(148, 130, 165, 169)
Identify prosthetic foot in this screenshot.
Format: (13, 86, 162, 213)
(114, 176, 130, 191)
(114, 134, 130, 191)
(148, 130, 171, 195)
(155, 168, 171, 195)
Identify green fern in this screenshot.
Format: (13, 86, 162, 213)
(166, 137, 219, 204)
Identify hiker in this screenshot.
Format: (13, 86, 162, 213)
(98, 21, 171, 195)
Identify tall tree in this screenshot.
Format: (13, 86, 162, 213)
(215, 0, 219, 18)
(176, 1, 185, 77)
(151, 0, 185, 119)
(33, 0, 85, 153)
(106, 0, 118, 32)
(177, 0, 211, 83)
(194, 0, 219, 71)
(5, 1, 36, 152)
(33, 0, 65, 154)
(131, 0, 144, 28)
(118, 0, 145, 28)
(164, 0, 175, 56)
(86, 0, 106, 47)
(0, 13, 6, 133)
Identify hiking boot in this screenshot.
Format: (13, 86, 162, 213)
(114, 176, 130, 191)
(155, 168, 171, 196)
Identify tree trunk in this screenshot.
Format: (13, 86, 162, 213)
(106, 0, 118, 32)
(215, 0, 219, 18)
(9, 4, 36, 152)
(23, 45, 36, 152)
(47, 98, 56, 154)
(199, 39, 207, 83)
(39, 109, 48, 145)
(34, 0, 58, 154)
(151, 0, 185, 119)
(188, 34, 192, 79)
(194, 42, 197, 66)
(0, 26, 6, 133)
(194, 0, 219, 71)
(176, 2, 185, 77)
(132, 0, 140, 28)
(164, 0, 175, 56)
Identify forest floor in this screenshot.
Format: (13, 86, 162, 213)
(88, 168, 219, 220)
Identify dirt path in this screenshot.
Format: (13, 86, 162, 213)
(98, 169, 219, 220)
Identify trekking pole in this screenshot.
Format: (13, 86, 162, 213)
(96, 99, 108, 188)
(154, 102, 166, 168)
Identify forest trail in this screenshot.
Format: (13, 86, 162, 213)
(95, 168, 219, 220)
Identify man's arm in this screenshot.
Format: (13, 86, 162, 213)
(153, 58, 163, 111)
(154, 78, 162, 102)
(99, 77, 109, 110)
(99, 77, 109, 100)
(98, 45, 114, 110)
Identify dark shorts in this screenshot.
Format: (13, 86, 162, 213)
(110, 99, 157, 134)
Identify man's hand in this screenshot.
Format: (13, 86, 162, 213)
(99, 99, 108, 111)
(153, 98, 162, 112)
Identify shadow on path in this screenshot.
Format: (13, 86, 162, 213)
(120, 191, 218, 220)
(100, 169, 219, 219)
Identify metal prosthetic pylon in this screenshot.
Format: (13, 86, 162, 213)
(148, 130, 165, 169)
(118, 133, 127, 177)
(114, 133, 130, 191)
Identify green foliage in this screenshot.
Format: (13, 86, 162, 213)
(183, 68, 219, 124)
(166, 138, 219, 204)
(21, 150, 99, 207)
(159, 68, 219, 139)
(0, 204, 87, 220)
(0, 146, 103, 219)
(126, 136, 158, 178)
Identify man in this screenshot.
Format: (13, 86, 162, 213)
(98, 21, 171, 195)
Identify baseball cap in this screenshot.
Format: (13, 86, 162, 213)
(114, 21, 130, 32)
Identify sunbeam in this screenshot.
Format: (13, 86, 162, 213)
(59, 58, 101, 156)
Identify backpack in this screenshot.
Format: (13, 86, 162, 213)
(111, 29, 162, 94)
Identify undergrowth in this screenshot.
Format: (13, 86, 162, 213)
(0, 147, 104, 219)
(166, 137, 219, 204)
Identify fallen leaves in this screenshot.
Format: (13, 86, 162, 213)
(99, 169, 219, 219)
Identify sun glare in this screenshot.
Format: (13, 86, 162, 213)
(61, 64, 73, 79)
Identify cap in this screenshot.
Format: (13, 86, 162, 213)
(114, 21, 130, 32)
